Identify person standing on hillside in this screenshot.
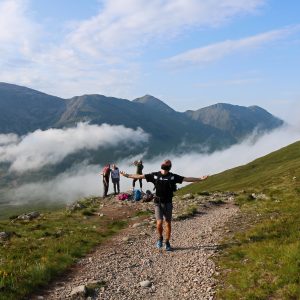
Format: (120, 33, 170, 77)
(100, 164, 111, 198)
(132, 160, 144, 190)
(111, 164, 120, 195)
(121, 159, 208, 251)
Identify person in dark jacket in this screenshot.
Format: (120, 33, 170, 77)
(100, 164, 110, 197)
(121, 159, 208, 251)
(132, 160, 144, 190)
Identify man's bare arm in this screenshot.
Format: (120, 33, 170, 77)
(183, 175, 208, 182)
(120, 171, 145, 180)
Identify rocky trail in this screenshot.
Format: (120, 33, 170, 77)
(37, 193, 239, 300)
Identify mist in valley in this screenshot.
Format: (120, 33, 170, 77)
(0, 117, 299, 210)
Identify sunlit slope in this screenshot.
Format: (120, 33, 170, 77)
(178, 142, 300, 299)
(179, 140, 300, 193)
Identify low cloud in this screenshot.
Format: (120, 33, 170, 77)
(5, 124, 300, 205)
(167, 124, 300, 177)
(0, 133, 19, 146)
(7, 163, 102, 204)
(6, 158, 145, 204)
(0, 123, 149, 173)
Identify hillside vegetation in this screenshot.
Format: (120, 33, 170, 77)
(180, 141, 300, 299)
(0, 197, 135, 300)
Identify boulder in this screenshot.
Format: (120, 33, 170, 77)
(68, 202, 87, 211)
(140, 280, 152, 288)
(122, 236, 130, 242)
(182, 193, 194, 200)
(0, 232, 11, 240)
(17, 211, 40, 220)
(250, 193, 269, 200)
(70, 285, 86, 299)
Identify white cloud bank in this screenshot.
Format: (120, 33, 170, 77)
(0, 123, 149, 173)
(168, 124, 300, 177)
(0, 133, 19, 146)
(6, 124, 300, 205)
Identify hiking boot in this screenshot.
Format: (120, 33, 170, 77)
(165, 240, 172, 251)
(156, 238, 163, 249)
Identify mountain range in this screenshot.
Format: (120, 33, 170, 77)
(0, 82, 283, 156)
(0, 81, 285, 194)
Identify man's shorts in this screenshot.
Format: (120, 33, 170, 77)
(154, 202, 173, 222)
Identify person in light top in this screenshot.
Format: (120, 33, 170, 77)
(110, 164, 120, 195)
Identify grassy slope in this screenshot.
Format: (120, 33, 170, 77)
(179, 141, 300, 193)
(0, 198, 130, 300)
(179, 141, 300, 299)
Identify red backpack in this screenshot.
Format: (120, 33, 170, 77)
(118, 193, 129, 201)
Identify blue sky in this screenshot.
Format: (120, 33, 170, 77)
(0, 0, 300, 119)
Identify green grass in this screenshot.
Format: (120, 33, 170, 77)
(0, 201, 64, 220)
(179, 141, 300, 299)
(134, 209, 153, 217)
(0, 200, 128, 300)
(176, 204, 198, 220)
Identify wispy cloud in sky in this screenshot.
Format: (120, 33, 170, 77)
(0, 0, 39, 53)
(0, 0, 266, 97)
(194, 78, 262, 88)
(0, 123, 149, 173)
(0, 0, 299, 118)
(165, 25, 300, 68)
(66, 0, 265, 55)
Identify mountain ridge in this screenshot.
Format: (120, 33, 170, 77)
(133, 94, 175, 113)
(0, 82, 283, 158)
(185, 102, 283, 139)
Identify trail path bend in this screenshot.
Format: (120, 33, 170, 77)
(41, 199, 238, 300)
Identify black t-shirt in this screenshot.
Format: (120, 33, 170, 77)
(145, 172, 184, 202)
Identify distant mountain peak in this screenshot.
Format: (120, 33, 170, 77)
(0, 82, 283, 147)
(185, 102, 283, 140)
(133, 95, 175, 113)
(134, 94, 161, 102)
(204, 103, 243, 110)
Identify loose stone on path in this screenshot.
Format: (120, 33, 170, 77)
(39, 194, 239, 300)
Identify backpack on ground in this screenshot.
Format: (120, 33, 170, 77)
(133, 189, 142, 201)
(142, 190, 154, 202)
(118, 193, 129, 201)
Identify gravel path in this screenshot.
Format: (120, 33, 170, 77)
(40, 198, 238, 300)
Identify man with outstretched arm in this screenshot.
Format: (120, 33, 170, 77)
(120, 159, 208, 251)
